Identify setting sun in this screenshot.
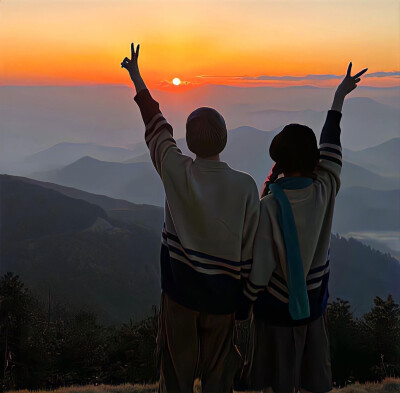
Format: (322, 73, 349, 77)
(172, 77, 181, 86)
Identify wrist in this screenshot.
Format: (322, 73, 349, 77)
(130, 71, 142, 83)
(332, 92, 345, 112)
(334, 90, 346, 100)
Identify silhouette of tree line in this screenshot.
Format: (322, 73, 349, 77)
(0, 272, 399, 390)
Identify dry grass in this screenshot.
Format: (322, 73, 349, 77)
(7, 385, 158, 393)
(331, 378, 400, 393)
(7, 378, 400, 393)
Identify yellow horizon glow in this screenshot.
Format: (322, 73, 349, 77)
(0, 0, 398, 88)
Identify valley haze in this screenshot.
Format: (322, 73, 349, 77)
(1, 82, 399, 321)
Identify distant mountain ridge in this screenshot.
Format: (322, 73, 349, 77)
(21, 142, 136, 174)
(1, 85, 399, 171)
(31, 156, 164, 206)
(0, 174, 162, 323)
(9, 175, 164, 232)
(1, 174, 399, 321)
(30, 126, 399, 207)
(344, 137, 400, 177)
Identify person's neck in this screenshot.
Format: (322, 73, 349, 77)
(197, 154, 220, 162)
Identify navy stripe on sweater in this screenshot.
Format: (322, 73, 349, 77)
(160, 244, 242, 314)
(163, 230, 243, 267)
(309, 259, 330, 274)
(168, 246, 241, 276)
(319, 155, 342, 167)
(319, 146, 342, 157)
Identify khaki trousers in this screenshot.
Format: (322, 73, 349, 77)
(157, 293, 242, 393)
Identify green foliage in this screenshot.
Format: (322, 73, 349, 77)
(0, 273, 159, 390)
(328, 296, 400, 388)
(362, 296, 400, 380)
(1, 273, 399, 390)
(327, 298, 359, 385)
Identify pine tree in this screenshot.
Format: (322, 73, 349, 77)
(327, 298, 357, 386)
(361, 295, 400, 379)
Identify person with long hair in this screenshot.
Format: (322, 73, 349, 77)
(242, 63, 368, 393)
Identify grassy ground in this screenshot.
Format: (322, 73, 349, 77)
(7, 378, 400, 393)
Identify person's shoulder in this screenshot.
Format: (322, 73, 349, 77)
(228, 167, 257, 186)
(260, 192, 278, 210)
(229, 168, 259, 195)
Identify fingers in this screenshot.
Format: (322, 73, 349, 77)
(354, 78, 361, 83)
(121, 57, 130, 69)
(353, 68, 368, 79)
(346, 62, 352, 77)
(136, 44, 140, 59)
(131, 43, 134, 59)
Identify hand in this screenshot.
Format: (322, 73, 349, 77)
(335, 62, 368, 98)
(121, 43, 140, 81)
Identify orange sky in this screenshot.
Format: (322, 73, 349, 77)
(0, 0, 399, 88)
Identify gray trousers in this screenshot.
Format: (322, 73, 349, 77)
(157, 293, 242, 393)
(244, 312, 332, 393)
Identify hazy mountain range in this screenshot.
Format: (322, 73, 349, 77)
(1, 85, 399, 174)
(26, 131, 400, 194)
(1, 174, 399, 323)
(25, 132, 399, 244)
(344, 138, 400, 177)
(1, 84, 398, 320)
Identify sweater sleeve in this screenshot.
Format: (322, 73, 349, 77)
(243, 200, 277, 302)
(235, 181, 261, 320)
(134, 89, 185, 178)
(314, 110, 343, 195)
(240, 180, 261, 279)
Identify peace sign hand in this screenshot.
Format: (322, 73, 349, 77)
(336, 62, 368, 98)
(121, 43, 140, 80)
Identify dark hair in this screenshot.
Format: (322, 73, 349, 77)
(269, 124, 319, 174)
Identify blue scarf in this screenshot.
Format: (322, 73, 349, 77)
(269, 177, 312, 320)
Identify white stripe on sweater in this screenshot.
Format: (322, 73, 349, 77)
(319, 143, 342, 152)
(267, 287, 289, 304)
(319, 150, 342, 161)
(169, 252, 240, 279)
(307, 281, 323, 290)
(245, 280, 265, 295)
(145, 119, 169, 144)
(145, 113, 163, 131)
(307, 265, 330, 281)
(165, 237, 242, 272)
(270, 276, 289, 293)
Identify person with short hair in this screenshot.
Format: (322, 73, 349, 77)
(242, 63, 368, 393)
(121, 43, 260, 393)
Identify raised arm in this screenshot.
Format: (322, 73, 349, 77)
(331, 62, 368, 113)
(121, 43, 183, 177)
(121, 43, 147, 94)
(315, 62, 368, 194)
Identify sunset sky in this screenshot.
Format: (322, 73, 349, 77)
(0, 0, 399, 89)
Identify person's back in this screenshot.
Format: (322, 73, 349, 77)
(252, 142, 340, 324)
(121, 43, 259, 393)
(161, 154, 258, 313)
(242, 63, 367, 393)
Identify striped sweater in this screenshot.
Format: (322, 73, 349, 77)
(134, 89, 260, 314)
(244, 110, 343, 326)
